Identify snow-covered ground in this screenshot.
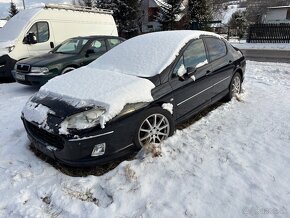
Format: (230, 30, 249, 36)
(0, 61, 290, 217)
(231, 42, 290, 51)
(214, 3, 246, 25)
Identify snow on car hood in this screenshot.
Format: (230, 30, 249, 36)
(0, 7, 42, 44)
(89, 30, 221, 77)
(25, 66, 155, 130)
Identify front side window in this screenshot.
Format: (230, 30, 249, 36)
(27, 22, 49, 43)
(89, 39, 107, 53)
(204, 38, 227, 61)
(53, 38, 89, 54)
(172, 39, 208, 77)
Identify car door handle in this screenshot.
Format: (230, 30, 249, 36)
(50, 42, 54, 48)
(229, 60, 233, 64)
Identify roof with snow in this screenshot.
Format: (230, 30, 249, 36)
(89, 30, 220, 77)
(268, 5, 290, 9)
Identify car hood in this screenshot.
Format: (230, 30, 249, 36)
(17, 52, 76, 66)
(22, 65, 155, 133)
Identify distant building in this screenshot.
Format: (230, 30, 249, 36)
(0, 19, 7, 28)
(264, 6, 290, 24)
(141, 0, 188, 33)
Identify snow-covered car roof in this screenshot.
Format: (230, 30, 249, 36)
(89, 30, 220, 78)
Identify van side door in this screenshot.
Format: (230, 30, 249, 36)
(24, 21, 55, 57)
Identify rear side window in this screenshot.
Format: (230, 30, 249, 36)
(27, 22, 49, 43)
(107, 38, 122, 49)
(204, 38, 227, 61)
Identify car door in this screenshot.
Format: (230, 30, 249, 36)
(169, 39, 213, 118)
(25, 22, 55, 57)
(82, 39, 108, 65)
(203, 37, 235, 98)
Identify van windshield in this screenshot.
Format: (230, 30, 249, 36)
(53, 38, 89, 54)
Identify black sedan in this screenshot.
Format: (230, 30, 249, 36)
(21, 30, 246, 167)
(12, 35, 124, 86)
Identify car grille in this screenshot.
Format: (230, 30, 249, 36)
(16, 64, 30, 73)
(26, 121, 64, 150)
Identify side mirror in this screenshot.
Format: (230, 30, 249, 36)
(24, 32, 37, 44)
(86, 48, 95, 57)
(186, 67, 196, 75)
(178, 67, 196, 81)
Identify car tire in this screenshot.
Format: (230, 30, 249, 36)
(61, 67, 76, 74)
(133, 107, 175, 148)
(224, 72, 242, 101)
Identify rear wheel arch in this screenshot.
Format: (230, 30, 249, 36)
(235, 68, 243, 81)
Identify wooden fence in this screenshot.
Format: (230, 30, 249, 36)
(247, 23, 290, 43)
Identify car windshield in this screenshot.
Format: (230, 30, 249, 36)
(53, 38, 89, 54)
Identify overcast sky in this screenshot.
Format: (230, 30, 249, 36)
(0, 0, 70, 18)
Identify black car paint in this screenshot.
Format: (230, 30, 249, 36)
(0, 54, 17, 78)
(23, 36, 246, 167)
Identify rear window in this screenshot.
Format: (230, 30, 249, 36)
(204, 38, 227, 61)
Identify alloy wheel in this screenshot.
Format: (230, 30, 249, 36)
(138, 113, 170, 146)
(232, 76, 241, 95)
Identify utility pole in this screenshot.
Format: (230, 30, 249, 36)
(22, 0, 25, 9)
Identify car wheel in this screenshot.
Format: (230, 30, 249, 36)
(61, 67, 76, 74)
(225, 72, 242, 101)
(134, 107, 175, 148)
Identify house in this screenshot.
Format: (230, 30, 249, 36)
(0, 19, 7, 28)
(141, 0, 187, 33)
(264, 6, 290, 24)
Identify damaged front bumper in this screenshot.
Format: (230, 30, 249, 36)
(22, 116, 137, 167)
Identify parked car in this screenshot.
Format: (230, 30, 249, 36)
(0, 4, 118, 78)
(22, 30, 246, 167)
(12, 36, 125, 86)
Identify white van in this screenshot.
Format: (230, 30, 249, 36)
(0, 4, 118, 78)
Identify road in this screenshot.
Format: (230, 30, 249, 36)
(241, 49, 290, 63)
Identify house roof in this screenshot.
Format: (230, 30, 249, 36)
(268, 5, 290, 9)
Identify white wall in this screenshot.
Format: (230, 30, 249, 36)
(265, 8, 290, 23)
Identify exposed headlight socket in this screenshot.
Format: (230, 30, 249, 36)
(91, 143, 106, 157)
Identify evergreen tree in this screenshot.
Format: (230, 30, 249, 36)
(9, 1, 19, 18)
(95, 0, 141, 38)
(73, 0, 94, 8)
(187, 0, 212, 30)
(228, 11, 248, 39)
(156, 0, 183, 31)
